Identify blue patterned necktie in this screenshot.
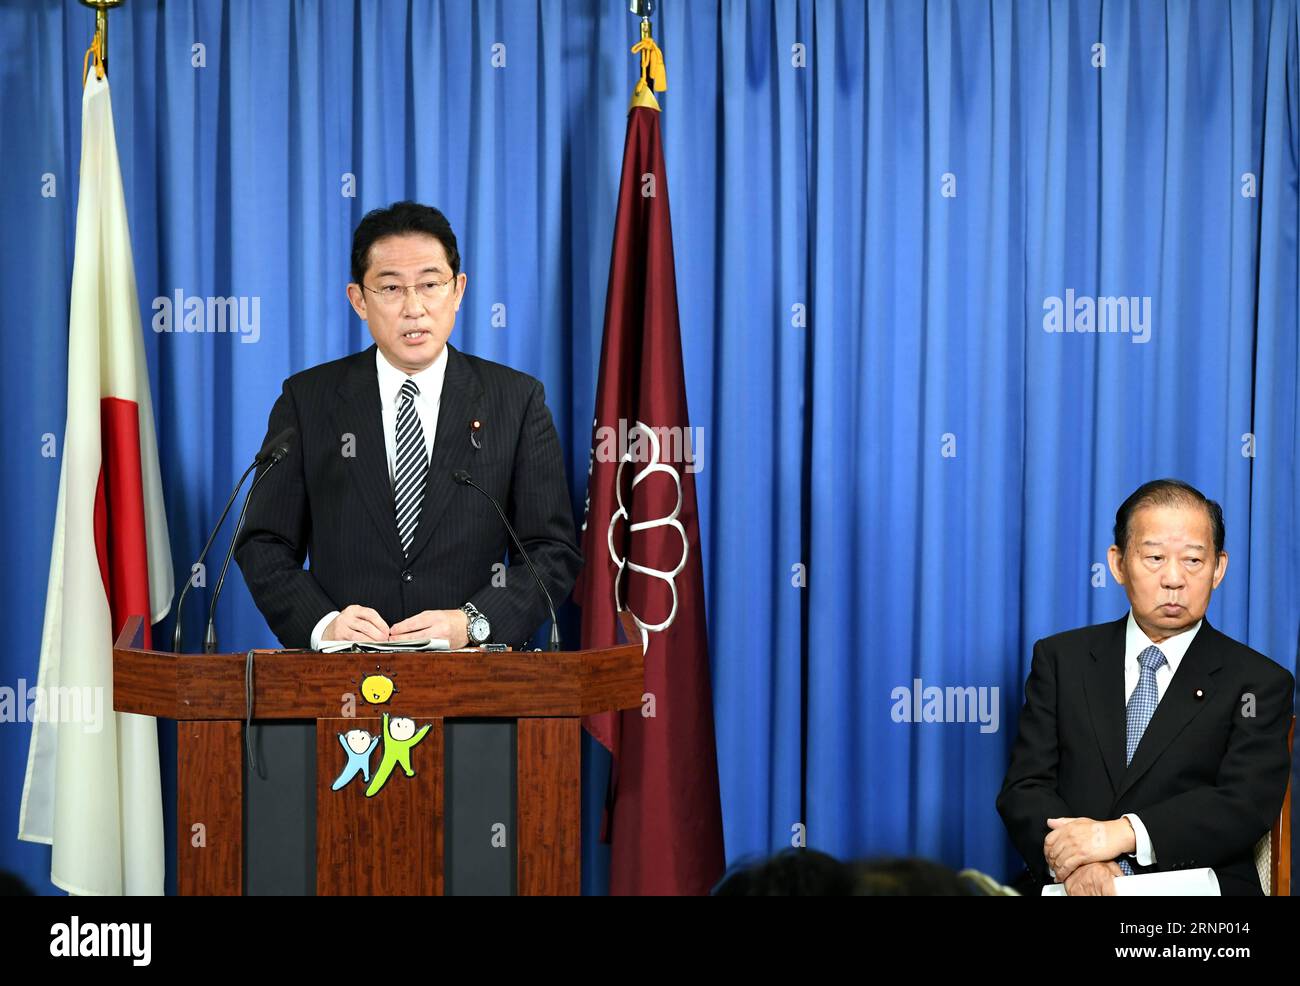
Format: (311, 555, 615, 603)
(1118, 644, 1167, 875)
(393, 379, 427, 557)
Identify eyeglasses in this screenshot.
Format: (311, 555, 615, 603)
(362, 278, 456, 305)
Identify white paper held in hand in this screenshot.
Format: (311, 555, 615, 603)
(1041, 868, 1221, 896)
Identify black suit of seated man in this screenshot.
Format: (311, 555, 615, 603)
(235, 201, 581, 652)
(998, 479, 1294, 896)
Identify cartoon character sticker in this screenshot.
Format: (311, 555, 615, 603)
(333, 667, 430, 798)
(331, 729, 379, 791)
(365, 713, 431, 798)
(354, 666, 397, 705)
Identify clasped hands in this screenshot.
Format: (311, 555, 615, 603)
(1043, 816, 1137, 896)
(323, 604, 470, 649)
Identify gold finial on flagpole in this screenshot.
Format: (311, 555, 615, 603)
(80, 0, 123, 81)
(628, 0, 666, 111)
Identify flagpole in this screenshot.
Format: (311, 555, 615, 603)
(80, 0, 123, 75)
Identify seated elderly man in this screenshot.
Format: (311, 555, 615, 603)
(997, 479, 1294, 896)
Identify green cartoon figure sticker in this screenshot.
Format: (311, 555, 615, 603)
(364, 712, 431, 798)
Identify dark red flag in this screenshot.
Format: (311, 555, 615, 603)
(578, 87, 726, 896)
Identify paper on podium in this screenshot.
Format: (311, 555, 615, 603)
(1042, 868, 1220, 896)
(318, 638, 451, 653)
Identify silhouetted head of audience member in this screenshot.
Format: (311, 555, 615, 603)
(0, 871, 34, 896)
(852, 856, 982, 895)
(712, 848, 856, 895)
(712, 850, 981, 895)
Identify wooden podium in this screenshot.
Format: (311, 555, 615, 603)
(111, 614, 643, 896)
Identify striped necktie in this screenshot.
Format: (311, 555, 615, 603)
(394, 378, 427, 557)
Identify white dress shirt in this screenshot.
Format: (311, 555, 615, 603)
(1120, 610, 1202, 868)
(309, 345, 448, 648)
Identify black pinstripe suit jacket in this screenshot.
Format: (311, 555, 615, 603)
(233, 343, 582, 649)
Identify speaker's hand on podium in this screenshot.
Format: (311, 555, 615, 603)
(322, 605, 391, 643)
(389, 609, 469, 649)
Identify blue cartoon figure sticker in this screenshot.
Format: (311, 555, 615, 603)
(331, 729, 379, 791)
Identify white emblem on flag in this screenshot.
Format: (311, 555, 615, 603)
(606, 422, 688, 651)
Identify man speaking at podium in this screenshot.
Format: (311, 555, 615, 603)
(231, 201, 581, 895)
(998, 480, 1294, 896)
(234, 201, 581, 652)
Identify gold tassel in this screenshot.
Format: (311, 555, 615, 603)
(82, 29, 105, 87)
(631, 19, 667, 98)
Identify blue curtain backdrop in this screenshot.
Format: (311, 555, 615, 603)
(1, 0, 1296, 895)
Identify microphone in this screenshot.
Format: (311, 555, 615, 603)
(202, 428, 296, 652)
(452, 469, 561, 651)
(172, 427, 292, 651)
(256, 428, 294, 466)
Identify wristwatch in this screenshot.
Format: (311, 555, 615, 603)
(461, 602, 491, 645)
